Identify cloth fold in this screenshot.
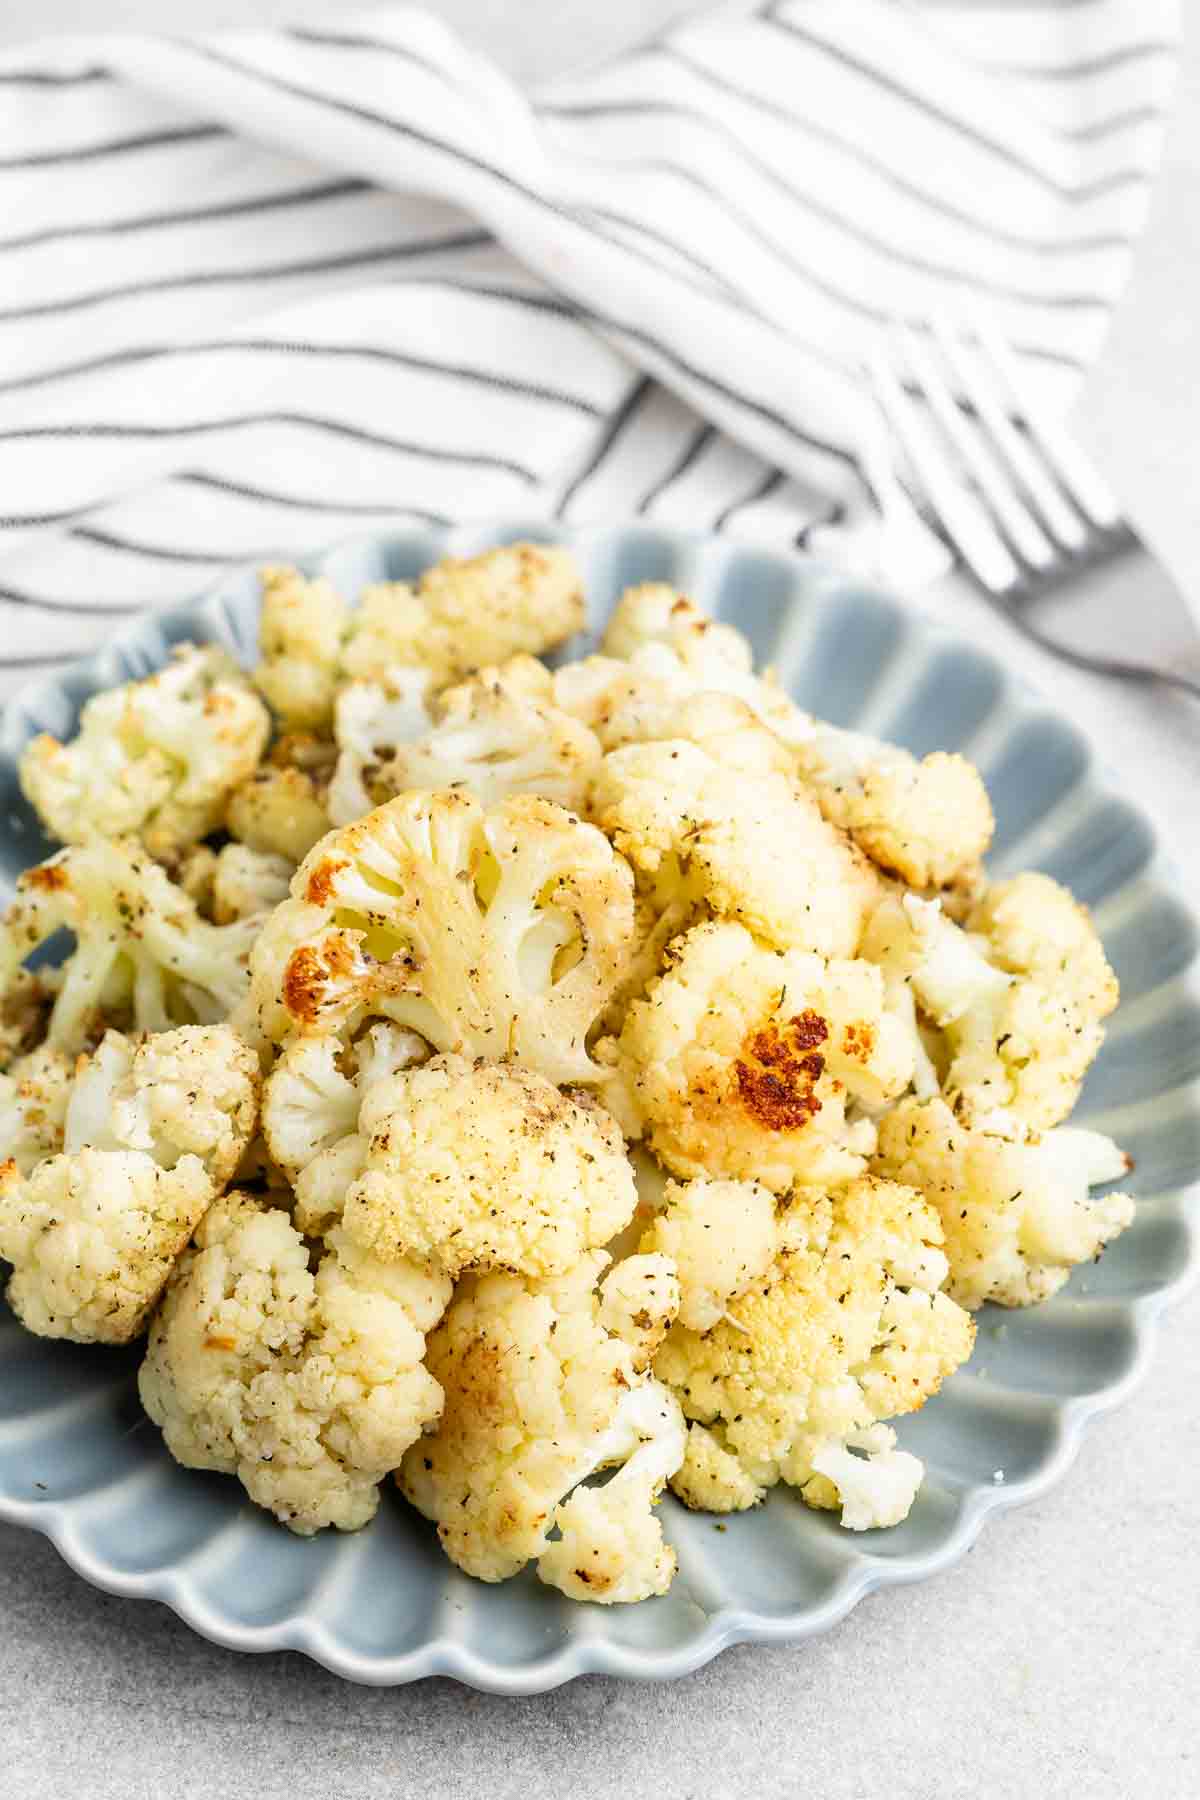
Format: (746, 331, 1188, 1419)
(0, 0, 1179, 687)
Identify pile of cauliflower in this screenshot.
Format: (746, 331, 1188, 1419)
(0, 539, 1133, 1604)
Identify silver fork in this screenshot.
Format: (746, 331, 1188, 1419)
(872, 311, 1200, 703)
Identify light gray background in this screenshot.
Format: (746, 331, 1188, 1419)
(1, 6, 1198, 1798)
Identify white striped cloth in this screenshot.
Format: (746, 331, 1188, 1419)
(0, 0, 1179, 690)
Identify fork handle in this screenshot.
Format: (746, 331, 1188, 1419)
(977, 587, 1200, 702)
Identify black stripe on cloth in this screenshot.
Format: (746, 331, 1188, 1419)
(0, 347, 600, 418)
(1062, 107, 1167, 143)
(175, 472, 452, 520)
(0, 230, 494, 323)
(661, 48, 1136, 256)
(284, 25, 454, 84)
(637, 424, 717, 513)
(712, 465, 787, 533)
(795, 498, 847, 549)
(0, 177, 372, 256)
(0, 123, 225, 172)
(990, 44, 1176, 82)
(555, 376, 654, 515)
(174, 39, 865, 473)
(0, 287, 581, 397)
(761, 10, 1144, 201)
(0, 583, 137, 614)
(0, 418, 542, 516)
(581, 205, 744, 303)
(68, 526, 276, 565)
(0, 66, 108, 87)
(545, 88, 1111, 316)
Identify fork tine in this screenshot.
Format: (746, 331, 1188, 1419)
(896, 324, 1056, 572)
(869, 348, 1019, 593)
(932, 314, 1089, 552)
(969, 307, 1123, 531)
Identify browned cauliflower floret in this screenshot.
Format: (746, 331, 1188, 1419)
(599, 920, 913, 1192)
(210, 844, 294, 925)
(349, 542, 583, 686)
(794, 726, 994, 891)
(19, 645, 270, 860)
(383, 671, 602, 816)
(139, 1193, 450, 1532)
(253, 565, 349, 730)
(0, 1150, 213, 1344)
(670, 1424, 766, 1513)
(399, 1251, 684, 1601)
(226, 765, 333, 866)
(341, 1054, 636, 1279)
(655, 1177, 975, 1527)
(0, 1022, 258, 1344)
(241, 790, 635, 1084)
(261, 1022, 427, 1237)
(590, 738, 877, 958)
(874, 1096, 1134, 1309)
(640, 1177, 778, 1332)
(598, 585, 810, 747)
(0, 1042, 75, 1175)
(325, 671, 434, 827)
(595, 1250, 681, 1371)
(225, 730, 335, 865)
(63, 1025, 260, 1190)
(863, 885, 1118, 1130)
(967, 871, 1119, 1020)
(0, 840, 265, 1055)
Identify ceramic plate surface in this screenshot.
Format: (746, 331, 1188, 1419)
(0, 521, 1196, 1691)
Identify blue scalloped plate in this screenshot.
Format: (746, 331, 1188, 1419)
(0, 520, 1196, 1691)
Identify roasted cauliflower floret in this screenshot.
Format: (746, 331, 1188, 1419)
(794, 726, 993, 891)
(242, 790, 635, 1084)
(341, 1054, 637, 1279)
(655, 1177, 974, 1526)
(253, 565, 349, 730)
(261, 1021, 426, 1236)
(595, 1249, 681, 1372)
(640, 1177, 778, 1332)
(670, 1422, 767, 1513)
(225, 762, 333, 866)
(968, 872, 1119, 1022)
(603, 584, 753, 665)
(590, 739, 877, 958)
(399, 1251, 684, 1601)
(599, 584, 810, 747)
(139, 1192, 450, 1532)
(326, 671, 434, 827)
(806, 1422, 927, 1531)
(863, 888, 1117, 1130)
(553, 654, 800, 760)
(348, 542, 583, 686)
(593, 893, 699, 1042)
(0, 840, 264, 1055)
(382, 672, 602, 815)
(210, 844, 293, 924)
(0, 1021, 258, 1343)
(20, 645, 270, 860)
(0, 1042, 74, 1175)
(0, 1149, 213, 1343)
(600, 920, 913, 1192)
(873, 1096, 1134, 1309)
(63, 1025, 259, 1188)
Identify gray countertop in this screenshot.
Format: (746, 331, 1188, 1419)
(1, 6, 1197, 1796)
